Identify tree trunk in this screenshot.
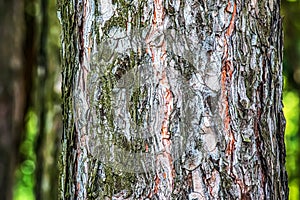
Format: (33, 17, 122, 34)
(59, 0, 288, 199)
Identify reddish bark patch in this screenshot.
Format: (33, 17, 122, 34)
(221, 3, 253, 199)
(221, 1, 237, 170)
(145, 143, 149, 152)
(154, 174, 160, 194)
(148, 0, 175, 196)
(225, 2, 237, 37)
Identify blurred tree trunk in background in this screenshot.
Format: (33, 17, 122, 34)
(34, 0, 62, 199)
(59, 0, 288, 199)
(0, 0, 36, 199)
(35, 0, 49, 198)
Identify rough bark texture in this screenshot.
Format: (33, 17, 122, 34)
(59, 0, 288, 199)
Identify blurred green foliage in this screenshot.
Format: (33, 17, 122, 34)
(13, 110, 37, 200)
(283, 88, 299, 200)
(282, 0, 300, 199)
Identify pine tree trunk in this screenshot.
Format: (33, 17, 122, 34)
(58, 0, 288, 199)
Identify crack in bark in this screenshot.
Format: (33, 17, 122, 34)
(221, 0, 236, 167)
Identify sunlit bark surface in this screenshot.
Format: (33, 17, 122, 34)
(59, 0, 288, 199)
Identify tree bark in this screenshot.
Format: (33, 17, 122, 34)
(59, 0, 288, 199)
